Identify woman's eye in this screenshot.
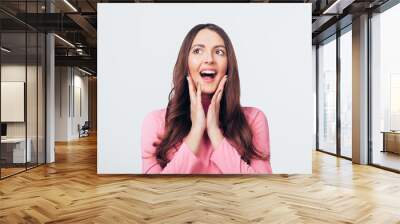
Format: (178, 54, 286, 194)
(216, 49, 225, 56)
(192, 48, 202, 54)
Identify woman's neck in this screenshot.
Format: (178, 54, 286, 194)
(201, 94, 212, 111)
(201, 94, 212, 103)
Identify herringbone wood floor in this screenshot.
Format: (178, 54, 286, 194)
(1, 134, 400, 223)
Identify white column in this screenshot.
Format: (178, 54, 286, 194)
(46, 1, 55, 163)
(352, 14, 369, 164)
(46, 33, 55, 163)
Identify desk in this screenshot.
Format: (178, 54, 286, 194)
(381, 131, 400, 154)
(1, 138, 31, 163)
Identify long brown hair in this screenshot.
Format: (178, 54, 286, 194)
(155, 23, 266, 168)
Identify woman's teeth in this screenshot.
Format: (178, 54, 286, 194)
(200, 71, 216, 78)
(200, 71, 216, 83)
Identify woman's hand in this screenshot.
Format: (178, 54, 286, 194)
(187, 75, 206, 133)
(184, 75, 206, 154)
(207, 75, 227, 149)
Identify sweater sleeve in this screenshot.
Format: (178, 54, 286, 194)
(210, 109, 272, 174)
(141, 111, 200, 174)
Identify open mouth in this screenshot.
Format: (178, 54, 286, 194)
(200, 70, 217, 80)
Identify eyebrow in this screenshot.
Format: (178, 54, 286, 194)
(190, 44, 226, 49)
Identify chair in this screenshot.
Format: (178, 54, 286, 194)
(79, 121, 90, 138)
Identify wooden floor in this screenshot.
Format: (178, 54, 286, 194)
(0, 167, 26, 178)
(1, 163, 44, 178)
(1, 135, 400, 223)
(373, 151, 400, 171)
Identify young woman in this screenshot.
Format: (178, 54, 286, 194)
(141, 23, 272, 174)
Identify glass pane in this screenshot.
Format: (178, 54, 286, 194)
(318, 37, 337, 154)
(1, 31, 27, 177)
(38, 32, 45, 165)
(313, 46, 317, 149)
(371, 4, 400, 171)
(340, 29, 352, 158)
(27, 31, 38, 169)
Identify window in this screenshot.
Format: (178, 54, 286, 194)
(371, 3, 400, 171)
(339, 28, 352, 158)
(0, 1, 47, 179)
(318, 36, 337, 154)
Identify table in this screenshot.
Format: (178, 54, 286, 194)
(381, 131, 400, 154)
(1, 138, 32, 163)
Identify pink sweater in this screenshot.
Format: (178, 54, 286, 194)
(141, 107, 272, 174)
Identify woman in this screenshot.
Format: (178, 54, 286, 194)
(141, 23, 272, 174)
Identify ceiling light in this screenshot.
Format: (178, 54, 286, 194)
(63, 0, 78, 12)
(1, 47, 11, 53)
(322, 0, 354, 15)
(78, 67, 93, 76)
(323, 0, 341, 14)
(76, 48, 84, 55)
(54, 34, 75, 48)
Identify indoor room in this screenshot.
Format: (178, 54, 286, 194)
(0, 0, 399, 223)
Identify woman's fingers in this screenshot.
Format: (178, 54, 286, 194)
(216, 88, 223, 104)
(216, 76, 227, 113)
(196, 81, 202, 106)
(187, 75, 196, 102)
(211, 75, 227, 105)
(219, 75, 228, 90)
(216, 78, 225, 102)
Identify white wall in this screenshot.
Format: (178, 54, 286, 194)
(98, 3, 313, 174)
(55, 66, 69, 141)
(55, 67, 89, 141)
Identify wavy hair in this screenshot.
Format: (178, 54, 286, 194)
(155, 23, 266, 168)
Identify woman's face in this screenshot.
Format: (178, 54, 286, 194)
(188, 28, 228, 94)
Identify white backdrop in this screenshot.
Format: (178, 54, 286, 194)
(98, 3, 313, 174)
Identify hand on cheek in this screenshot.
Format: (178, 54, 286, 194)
(184, 75, 206, 154)
(185, 75, 227, 153)
(207, 75, 227, 149)
(187, 75, 206, 133)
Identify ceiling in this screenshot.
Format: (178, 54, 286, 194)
(0, 0, 393, 75)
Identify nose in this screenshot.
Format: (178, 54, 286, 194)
(203, 50, 214, 64)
